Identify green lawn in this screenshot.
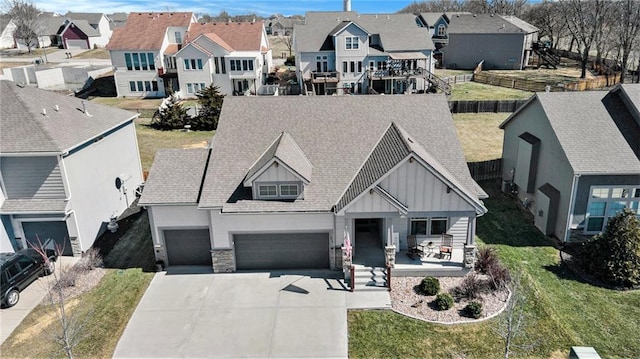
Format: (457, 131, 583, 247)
(135, 118, 213, 172)
(0, 269, 154, 358)
(453, 113, 508, 162)
(90, 97, 163, 110)
(348, 182, 640, 358)
(450, 81, 533, 101)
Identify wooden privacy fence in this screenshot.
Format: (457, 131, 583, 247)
(474, 72, 620, 92)
(441, 74, 474, 85)
(468, 158, 502, 181)
(449, 99, 528, 113)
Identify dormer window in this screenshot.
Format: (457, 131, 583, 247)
(437, 24, 446, 36)
(280, 184, 299, 196)
(255, 183, 300, 200)
(258, 185, 277, 197)
(345, 36, 359, 50)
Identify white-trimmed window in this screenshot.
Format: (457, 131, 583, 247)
(258, 185, 277, 197)
(345, 36, 359, 50)
(280, 184, 299, 197)
(585, 186, 640, 233)
(410, 218, 448, 236)
(437, 24, 446, 36)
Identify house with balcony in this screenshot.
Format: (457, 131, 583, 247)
(174, 21, 273, 97)
(106, 12, 196, 98)
(0, 81, 143, 255)
(294, 11, 437, 96)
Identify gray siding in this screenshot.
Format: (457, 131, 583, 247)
(1, 156, 66, 199)
(443, 33, 525, 70)
(572, 174, 640, 228)
(501, 100, 575, 240)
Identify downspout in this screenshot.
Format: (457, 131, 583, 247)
(564, 174, 581, 242)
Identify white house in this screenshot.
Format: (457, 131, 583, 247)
(59, 13, 113, 49)
(139, 95, 487, 275)
(294, 11, 436, 95)
(175, 21, 273, 97)
(0, 81, 144, 255)
(107, 12, 196, 98)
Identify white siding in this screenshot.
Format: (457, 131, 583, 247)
(110, 50, 164, 97)
(448, 216, 469, 247)
(254, 162, 299, 182)
(379, 161, 476, 213)
(62, 122, 143, 252)
(344, 190, 399, 214)
(0, 156, 66, 199)
(147, 205, 210, 264)
(176, 45, 213, 98)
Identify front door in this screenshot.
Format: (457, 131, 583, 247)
(353, 218, 384, 266)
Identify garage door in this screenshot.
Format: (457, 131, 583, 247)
(22, 221, 73, 256)
(164, 229, 212, 266)
(66, 39, 88, 49)
(234, 233, 329, 270)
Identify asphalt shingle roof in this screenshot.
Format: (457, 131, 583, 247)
(65, 12, 104, 26)
(199, 95, 478, 213)
(0, 199, 67, 214)
(185, 22, 264, 52)
(245, 132, 313, 184)
(0, 81, 138, 153)
(67, 19, 100, 37)
(419, 13, 444, 27)
(447, 14, 526, 34)
(106, 12, 193, 50)
(502, 88, 640, 175)
(295, 11, 433, 54)
(139, 149, 210, 205)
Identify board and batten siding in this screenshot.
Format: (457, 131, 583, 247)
(448, 216, 469, 247)
(254, 162, 300, 182)
(379, 161, 476, 213)
(0, 156, 66, 199)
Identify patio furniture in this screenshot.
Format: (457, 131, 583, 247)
(407, 235, 424, 259)
(439, 234, 453, 259)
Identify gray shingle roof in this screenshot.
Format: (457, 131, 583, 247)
(295, 11, 433, 54)
(199, 95, 479, 213)
(65, 12, 104, 26)
(419, 13, 444, 27)
(502, 89, 640, 175)
(447, 14, 525, 34)
(245, 132, 313, 184)
(620, 83, 640, 112)
(0, 81, 138, 153)
(0, 199, 67, 214)
(139, 149, 210, 205)
(67, 19, 101, 37)
(500, 15, 538, 34)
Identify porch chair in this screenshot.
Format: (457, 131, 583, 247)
(439, 234, 454, 259)
(407, 235, 424, 260)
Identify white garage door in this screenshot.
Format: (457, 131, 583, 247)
(164, 229, 212, 266)
(66, 39, 88, 49)
(234, 233, 330, 270)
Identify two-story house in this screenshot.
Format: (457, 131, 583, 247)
(60, 12, 113, 49)
(294, 11, 435, 96)
(0, 81, 144, 255)
(174, 21, 273, 97)
(106, 12, 196, 98)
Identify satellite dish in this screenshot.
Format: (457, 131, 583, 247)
(115, 177, 122, 190)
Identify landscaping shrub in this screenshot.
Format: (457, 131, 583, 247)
(193, 84, 224, 130)
(487, 261, 511, 290)
(577, 209, 640, 288)
(453, 272, 485, 300)
(54, 267, 79, 289)
(77, 247, 103, 271)
(284, 55, 295, 66)
(476, 246, 499, 274)
(434, 293, 454, 310)
(421, 276, 440, 295)
(463, 301, 483, 319)
(150, 95, 189, 130)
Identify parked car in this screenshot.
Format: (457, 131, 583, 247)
(0, 246, 57, 308)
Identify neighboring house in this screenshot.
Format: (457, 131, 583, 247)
(442, 13, 538, 70)
(0, 15, 14, 49)
(267, 16, 303, 36)
(416, 12, 470, 65)
(174, 21, 273, 97)
(59, 12, 113, 49)
(106, 12, 196, 98)
(106, 12, 128, 30)
(139, 95, 487, 271)
(9, 12, 63, 49)
(500, 84, 640, 242)
(294, 11, 436, 96)
(0, 80, 144, 255)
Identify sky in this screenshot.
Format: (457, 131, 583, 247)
(35, 0, 425, 17)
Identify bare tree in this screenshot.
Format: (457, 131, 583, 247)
(3, 0, 44, 53)
(612, 0, 640, 83)
(278, 35, 294, 57)
(523, 0, 569, 49)
(493, 275, 537, 359)
(560, 0, 610, 78)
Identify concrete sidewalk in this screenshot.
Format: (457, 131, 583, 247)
(0, 256, 79, 344)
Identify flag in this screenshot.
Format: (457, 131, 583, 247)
(343, 227, 352, 259)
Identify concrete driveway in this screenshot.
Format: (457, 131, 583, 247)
(114, 268, 351, 358)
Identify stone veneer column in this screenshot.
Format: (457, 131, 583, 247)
(385, 245, 396, 268)
(211, 249, 235, 273)
(464, 244, 477, 269)
(70, 237, 82, 257)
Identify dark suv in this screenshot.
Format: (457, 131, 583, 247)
(1, 247, 57, 308)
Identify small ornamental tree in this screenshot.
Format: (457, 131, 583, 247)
(586, 209, 640, 287)
(151, 94, 189, 130)
(193, 84, 224, 130)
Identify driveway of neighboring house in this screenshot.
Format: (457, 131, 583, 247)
(0, 256, 79, 344)
(114, 268, 353, 358)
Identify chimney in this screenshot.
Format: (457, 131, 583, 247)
(344, 0, 351, 11)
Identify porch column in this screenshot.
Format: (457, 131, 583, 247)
(466, 216, 476, 245)
(464, 216, 477, 269)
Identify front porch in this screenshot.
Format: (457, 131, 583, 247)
(393, 247, 468, 277)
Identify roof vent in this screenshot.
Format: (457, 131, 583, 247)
(81, 100, 91, 117)
(502, 24, 505, 28)
(387, 15, 390, 19)
(54, 105, 59, 112)
(42, 108, 47, 115)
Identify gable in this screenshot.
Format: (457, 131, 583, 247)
(254, 161, 302, 183)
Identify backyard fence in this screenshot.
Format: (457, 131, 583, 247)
(441, 74, 474, 85)
(449, 99, 528, 113)
(467, 158, 502, 181)
(474, 70, 621, 92)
